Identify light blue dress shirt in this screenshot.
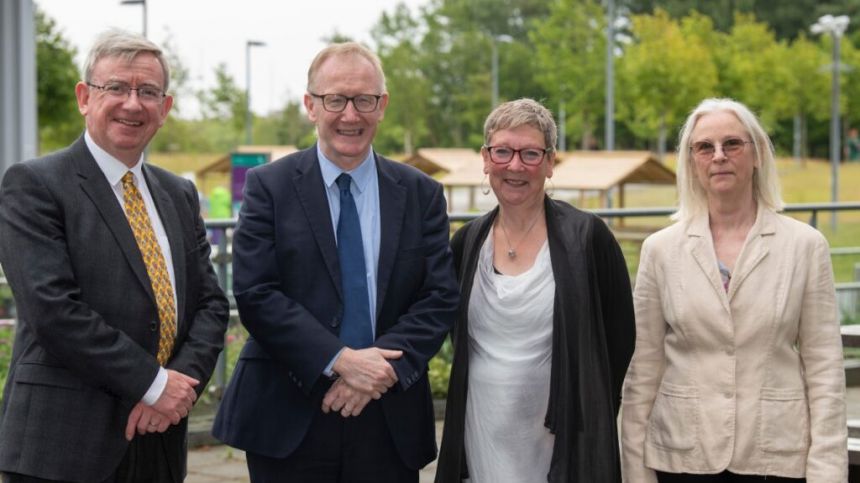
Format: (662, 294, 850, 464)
(318, 145, 381, 374)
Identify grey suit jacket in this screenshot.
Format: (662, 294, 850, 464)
(0, 136, 229, 482)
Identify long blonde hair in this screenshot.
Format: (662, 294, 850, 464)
(673, 98, 783, 223)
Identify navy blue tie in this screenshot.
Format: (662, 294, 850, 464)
(336, 173, 373, 348)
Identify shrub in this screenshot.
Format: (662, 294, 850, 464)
(0, 326, 13, 405)
(428, 338, 453, 399)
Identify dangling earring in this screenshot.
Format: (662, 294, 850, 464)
(481, 174, 490, 195)
(545, 177, 555, 198)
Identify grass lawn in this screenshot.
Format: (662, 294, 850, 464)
(556, 158, 860, 282)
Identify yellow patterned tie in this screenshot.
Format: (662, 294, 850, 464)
(122, 172, 176, 365)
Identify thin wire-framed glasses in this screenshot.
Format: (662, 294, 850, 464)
(690, 137, 754, 160)
(484, 146, 549, 166)
(309, 93, 382, 113)
(86, 82, 166, 104)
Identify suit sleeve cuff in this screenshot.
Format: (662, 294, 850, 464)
(323, 348, 346, 379)
(141, 367, 168, 405)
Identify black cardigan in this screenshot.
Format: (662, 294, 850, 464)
(435, 197, 635, 483)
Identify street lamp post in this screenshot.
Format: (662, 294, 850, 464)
(245, 40, 265, 145)
(811, 14, 850, 232)
(490, 35, 513, 109)
(119, 0, 147, 38)
(605, 0, 615, 152)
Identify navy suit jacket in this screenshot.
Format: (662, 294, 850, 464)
(212, 146, 459, 470)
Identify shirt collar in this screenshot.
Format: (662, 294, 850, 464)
(84, 130, 145, 186)
(317, 144, 376, 194)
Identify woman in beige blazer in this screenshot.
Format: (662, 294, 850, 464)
(621, 98, 847, 483)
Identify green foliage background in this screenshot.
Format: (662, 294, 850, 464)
(33, 0, 860, 160)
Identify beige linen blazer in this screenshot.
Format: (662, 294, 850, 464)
(621, 207, 847, 483)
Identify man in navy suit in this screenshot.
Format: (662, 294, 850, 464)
(213, 42, 459, 482)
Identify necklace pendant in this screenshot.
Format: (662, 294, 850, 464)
(507, 248, 517, 259)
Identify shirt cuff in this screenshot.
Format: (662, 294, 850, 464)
(324, 348, 346, 379)
(141, 367, 168, 405)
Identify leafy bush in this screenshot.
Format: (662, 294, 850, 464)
(428, 339, 453, 399)
(0, 326, 13, 405)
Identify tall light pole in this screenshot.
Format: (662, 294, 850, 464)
(119, 0, 147, 38)
(605, 0, 615, 152)
(490, 35, 513, 108)
(245, 40, 265, 145)
(811, 14, 850, 232)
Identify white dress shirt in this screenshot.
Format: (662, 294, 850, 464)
(84, 131, 174, 405)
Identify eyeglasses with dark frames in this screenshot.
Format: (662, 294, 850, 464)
(690, 137, 754, 160)
(309, 93, 382, 113)
(484, 146, 550, 166)
(86, 82, 166, 104)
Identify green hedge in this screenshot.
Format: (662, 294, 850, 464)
(0, 326, 12, 405)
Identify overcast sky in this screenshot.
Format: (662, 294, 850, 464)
(36, 0, 428, 118)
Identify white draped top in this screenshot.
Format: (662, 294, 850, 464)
(464, 229, 556, 483)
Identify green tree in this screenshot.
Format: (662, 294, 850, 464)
(35, 9, 81, 153)
(626, 0, 860, 40)
(714, 13, 792, 127)
(149, 31, 205, 153)
(251, 100, 314, 148)
(373, 3, 431, 154)
(617, 9, 717, 158)
(376, 0, 551, 149)
(196, 63, 246, 147)
(782, 34, 830, 160)
(531, 0, 606, 149)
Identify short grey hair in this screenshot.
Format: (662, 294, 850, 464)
(307, 42, 386, 93)
(483, 98, 557, 151)
(673, 97, 783, 223)
(82, 28, 170, 91)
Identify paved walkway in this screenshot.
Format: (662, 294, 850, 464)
(187, 421, 442, 483)
(188, 387, 860, 482)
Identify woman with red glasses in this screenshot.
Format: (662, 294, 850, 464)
(436, 98, 635, 483)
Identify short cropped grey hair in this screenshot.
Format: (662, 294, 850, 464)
(82, 28, 170, 91)
(483, 98, 557, 151)
(673, 98, 783, 223)
(307, 42, 386, 93)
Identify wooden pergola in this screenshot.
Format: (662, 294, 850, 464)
(403, 148, 482, 177)
(552, 150, 676, 208)
(438, 150, 676, 212)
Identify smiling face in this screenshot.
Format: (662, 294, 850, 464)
(690, 110, 756, 202)
(484, 124, 553, 209)
(75, 52, 172, 167)
(303, 53, 388, 171)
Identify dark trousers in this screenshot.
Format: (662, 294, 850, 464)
(2, 432, 179, 483)
(657, 470, 806, 483)
(246, 400, 417, 483)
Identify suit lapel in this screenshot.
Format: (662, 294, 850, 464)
(686, 214, 731, 315)
(143, 165, 187, 326)
(375, 156, 406, 318)
(727, 206, 773, 302)
(72, 140, 155, 304)
(293, 151, 343, 300)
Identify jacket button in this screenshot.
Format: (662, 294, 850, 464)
(149, 321, 158, 331)
(330, 317, 340, 327)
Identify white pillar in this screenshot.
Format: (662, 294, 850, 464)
(0, 0, 38, 174)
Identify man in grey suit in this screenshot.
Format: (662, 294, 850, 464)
(0, 30, 229, 483)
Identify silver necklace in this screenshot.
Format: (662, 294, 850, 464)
(498, 213, 542, 260)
